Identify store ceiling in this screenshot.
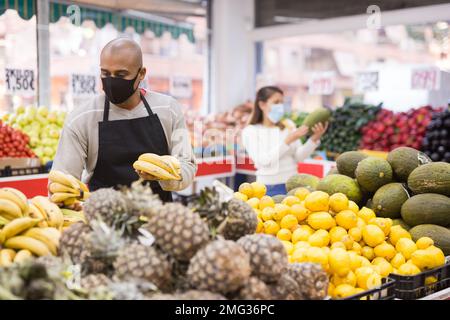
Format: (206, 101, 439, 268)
(255, 0, 450, 27)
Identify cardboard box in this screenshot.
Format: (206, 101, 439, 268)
(0, 157, 41, 170)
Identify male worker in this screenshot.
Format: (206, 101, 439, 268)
(52, 38, 196, 202)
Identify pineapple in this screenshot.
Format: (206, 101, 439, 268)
(143, 202, 210, 262)
(81, 274, 111, 291)
(237, 276, 271, 300)
(190, 187, 257, 240)
(237, 234, 288, 283)
(58, 222, 92, 265)
(113, 243, 173, 292)
(120, 180, 164, 217)
(151, 290, 226, 300)
(187, 239, 251, 295)
(267, 274, 301, 300)
(287, 263, 328, 300)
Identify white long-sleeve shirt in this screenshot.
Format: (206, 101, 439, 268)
(242, 124, 319, 185)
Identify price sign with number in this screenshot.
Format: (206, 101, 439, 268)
(308, 72, 335, 95)
(355, 71, 379, 93)
(170, 76, 192, 99)
(4, 68, 35, 95)
(411, 68, 440, 91)
(70, 74, 97, 97)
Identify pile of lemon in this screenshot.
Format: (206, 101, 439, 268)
(235, 183, 447, 299)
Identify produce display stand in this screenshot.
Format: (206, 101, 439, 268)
(0, 173, 49, 198)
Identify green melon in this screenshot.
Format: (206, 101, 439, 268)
(272, 194, 287, 204)
(407, 162, 450, 196)
(302, 108, 331, 133)
(355, 157, 393, 193)
(317, 174, 363, 204)
(372, 183, 410, 219)
(409, 224, 450, 255)
(285, 174, 319, 192)
(400, 193, 450, 227)
(386, 147, 431, 182)
(327, 167, 340, 176)
(336, 151, 368, 178)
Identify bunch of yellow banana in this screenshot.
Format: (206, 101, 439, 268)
(0, 188, 29, 222)
(48, 170, 90, 205)
(133, 153, 182, 181)
(28, 196, 64, 230)
(61, 208, 86, 227)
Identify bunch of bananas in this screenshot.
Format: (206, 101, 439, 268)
(61, 208, 86, 228)
(0, 188, 30, 222)
(48, 170, 90, 206)
(133, 153, 182, 181)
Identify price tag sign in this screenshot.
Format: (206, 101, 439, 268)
(70, 74, 97, 97)
(308, 72, 335, 95)
(411, 67, 440, 91)
(170, 76, 192, 98)
(355, 71, 379, 93)
(4, 68, 36, 95)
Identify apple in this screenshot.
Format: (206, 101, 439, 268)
(37, 106, 49, 117)
(48, 111, 57, 124)
(14, 105, 25, 114)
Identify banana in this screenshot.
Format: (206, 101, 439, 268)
(22, 228, 59, 255)
(0, 249, 16, 267)
(1, 217, 40, 241)
(63, 197, 77, 206)
(13, 250, 33, 264)
(0, 215, 10, 226)
(160, 156, 181, 179)
(48, 183, 80, 195)
(31, 196, 64, 230)
(4, 236, 51, 256)
(0, 198, 23, 220)
(138, 153, 174, 174)
(27, 203, 48, 228)
(39, 227, 61, 243)
(61, 209, 86, 221)
(81, 191, 90, 201)
(74, 178, 89, 193)
(48, 170, 80, 189)
(50, 192, 77, 204)
(133, 160, 179, 180)
(0, 188, 29, 215)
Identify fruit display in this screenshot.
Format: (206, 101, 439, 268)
(133, 153, 181, 181)
(407, 162, 450, 196)
(48, 170, 90, 206)
(422, 109, 450, 162)
(0, 120, 36, 159)
(2, 106, 66, 165)
(360, 106, 436, 152)
(321, 101, 381, 154)
(235, 182, 448, 299)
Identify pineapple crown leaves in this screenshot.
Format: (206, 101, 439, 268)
(87, 219, 127, 260)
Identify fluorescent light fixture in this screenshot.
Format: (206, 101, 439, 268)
(273, 16, 317, 24)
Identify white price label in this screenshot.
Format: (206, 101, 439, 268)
(355, 71, 379, 93)
(4, 68, 35, 95)
(170, 76, 192, 99)
(411, 68, 440, 91)
(308, 72, 335, 95)
(70, 74, 97, 97)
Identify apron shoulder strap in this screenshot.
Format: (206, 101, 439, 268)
(140, 92, 154, 116)
(103, 96, 110, 121)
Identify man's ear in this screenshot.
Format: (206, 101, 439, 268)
(139, 67, 147, 81)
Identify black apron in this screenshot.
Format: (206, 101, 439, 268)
(89, 92, 173, 202)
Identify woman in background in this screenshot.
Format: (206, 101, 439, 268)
(242, 86, 328, 196)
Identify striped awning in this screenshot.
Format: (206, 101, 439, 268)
(0, 0, 195, 43)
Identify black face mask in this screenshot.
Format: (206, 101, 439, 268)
(101, 68, 141, 104)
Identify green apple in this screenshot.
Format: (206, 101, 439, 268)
(8, 114, 17, 124)
(48, 111, 57, 124)
(14, 105, 25, 114)
(37, 106, 49, 117)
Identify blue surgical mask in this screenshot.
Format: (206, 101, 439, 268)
(267, 103, 284, 123)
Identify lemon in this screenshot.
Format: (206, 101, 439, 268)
(416, 237, 434, 250)
(292, 228, 312, 244)
(299, 224, 315, 233)
(263, 220, 280, 235)
(366, 273, 382, 289)
(359, 256, 372, 267)
(305, 191, 330, 212)
(277, 228, 292, 241)
(329, 193, 349, 213)
(355, 267, 375, 289)
(322, 246, 331, 255)
(341, 235, 354, 250)
(307, 212, 336, 230)
(410, 249, 434, 270)
(288, 256, 294, 263)
(374, 242, 396, 260)
(352, 242, 362, 255)
(372, 257, 393, 277)
(348, 251, 362, 270)
(361, 246, 375, 261)
(395, 238, 417, 260)
(329, 248, 351, 277)
(368, 217, 391, 236)
(362, 225, 385, 247)
(357, 207, 376, 223)
(388, 225, 411, 246)
(294, 187, 311, 201)
(334, 284, 356, 299)
(348, 227, 362, 242)
(250, 182, 266, 198)
(425, 276, 438, 285)
(308, 229, 330, 247)
(246, 197, 260, 209)
(254, 209, 262, 218)
(290, 224, 301, 233)
(273, 204, 290, 221)
(329, 226, 348, 243)
(331, 242, 347, 250)
(332, 270, 357, 287)
(256, 217, 264, 233)
(238, 183, 254, 198)
(259, 195, 275, 210)
(397, 263, 421, 276)
(294, 241, 311, 250)
(280, 214, 298, 229)
(306, 247, 329, 268)
(233, 192, 248, 201)
(289, 204, 309, 222)
(336, 210, 358, 230)
(356, 218, 366, 229)
(261, 207, 275, 221)
(346, 201, 358, 213)
(292, 247, 308, 263)
(281, 240, 294, 255)
(282, 195, 301, 207)
(426, 246, 446, 268)
(354, 288, 365, 295)
(328, 283, 335, 297)
(390, 253, 406, 269)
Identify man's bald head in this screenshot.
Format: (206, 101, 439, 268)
(101, 38, 143, 67)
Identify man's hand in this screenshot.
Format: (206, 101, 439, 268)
(136, 170, 160, 181)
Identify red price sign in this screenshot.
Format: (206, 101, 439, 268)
(308, 72, 335, 95)
(411, 68, 440, 91)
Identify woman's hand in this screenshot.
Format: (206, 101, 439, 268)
(285, 125, 309, 145)
(310, 122, 328, 143)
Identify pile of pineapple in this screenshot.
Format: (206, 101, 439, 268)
(235, 183, 447, 299)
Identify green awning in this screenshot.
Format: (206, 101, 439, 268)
(0, 0, 195, 43)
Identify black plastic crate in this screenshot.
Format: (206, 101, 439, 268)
(0, 165, 48, 178)
(390, 258, 450, 300)
(341, 277, 396, 300)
